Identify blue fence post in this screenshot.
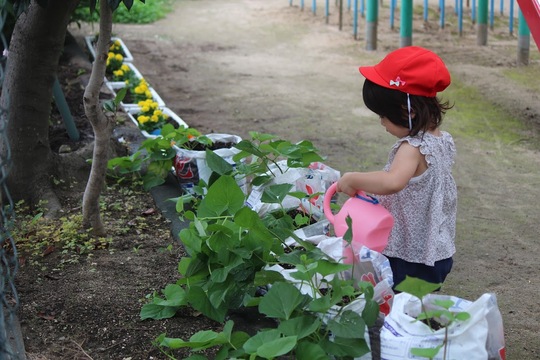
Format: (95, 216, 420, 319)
(517, 9, 530, 65)
(390, 0, 396, 29)
(489, 0, 494, 30)
(478, 0, 488, 44)
(366, 0, 378, 49)
(440, 0, 446, 29)
(326, 0, 330, 23)
(509, 0, 515, 34)
(353, 0, 359, 38)
(424, 0, 429, 21)
(401, 0, 413, 46)
(458, 0, 464, 35)
(313, 0, 317, 14)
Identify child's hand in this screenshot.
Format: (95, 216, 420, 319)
(337, 173, 359, 197)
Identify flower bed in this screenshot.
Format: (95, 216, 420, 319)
(105, 62, 144, 88)
(107, 80, 166, 110)
(126, 104, 188, 138)
(85, 35, 134, 62)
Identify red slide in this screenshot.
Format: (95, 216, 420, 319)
(517, 0, 540, 50)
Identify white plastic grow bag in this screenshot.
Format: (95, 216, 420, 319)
(172, 134, 245, 195)
(245, 160, 340, 220)
(380, 292, 506, 360)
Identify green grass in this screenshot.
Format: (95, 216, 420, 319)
(73, 0, 173, 24)
(502, 66, 540, 93)
(444, 79, 530, 146)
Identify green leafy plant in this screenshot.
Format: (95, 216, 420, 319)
(139, 169, 379, 358)
(233, 131, 325, 187)
(395, 277, 471, 360)
(258, 183, 316, 239)
(154, 277, 378, 359)
(141, 174, 283, 323)
(107, 150, 145, 185)
(107, 125, 209, 190)
(103, 86, 126, 113)
(72, 0, 172, 24)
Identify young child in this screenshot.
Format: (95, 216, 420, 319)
(337, 46, 456, 289)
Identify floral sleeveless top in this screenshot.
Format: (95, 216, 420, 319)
(378, 131, 457, 266)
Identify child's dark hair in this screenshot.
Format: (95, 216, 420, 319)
(362, 79, 453, 137)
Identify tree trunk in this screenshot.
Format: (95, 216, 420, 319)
(0, 0, 80, 214)
(82, 0, 115, 236)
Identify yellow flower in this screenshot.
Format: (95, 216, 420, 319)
(154, 109, 162, 116)
(113, 69, 124, 77)
(137, 115, 150, 124)
(145, 90, 152, 99)
(106, 51, 123, 73)
(141, 105, 150, 113)
(120, 64, 130, 72)
(151, 114, 159, 122)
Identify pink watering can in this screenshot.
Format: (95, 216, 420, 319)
(323, 182, 394, 263)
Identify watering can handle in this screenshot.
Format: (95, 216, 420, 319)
(323, 182, 379, 224)
(323, 182, 338, 224)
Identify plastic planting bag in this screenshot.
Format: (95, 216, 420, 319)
(347, 246, 394, 316)
(269, 236, 394, 360)
(276, 237, 394, 317)
(245, 160, 340, 219)
(172, 134, 246, 195)
(380, 292, 506, 360)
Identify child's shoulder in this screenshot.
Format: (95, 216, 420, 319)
(395, 131, 455, 151)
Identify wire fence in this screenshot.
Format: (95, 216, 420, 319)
(0, 1, 24, 359)
(291, 0, 527, 32)
(290, 0, 536, 63)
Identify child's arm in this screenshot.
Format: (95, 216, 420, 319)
(337, 142, 424, 196)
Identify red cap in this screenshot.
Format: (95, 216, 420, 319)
(359, 46, 451, 97)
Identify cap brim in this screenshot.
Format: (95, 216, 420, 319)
(358, 66, 387, 89)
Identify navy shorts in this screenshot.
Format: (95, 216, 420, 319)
(386, 256, 453, 291)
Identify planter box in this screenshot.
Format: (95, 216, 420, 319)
(126, 107, 189, 139)
(106, 81, 166, 110)
(85, 35, 134, 62)
(105, 62, 144, 88)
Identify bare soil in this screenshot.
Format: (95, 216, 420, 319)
(15, 1, 540, 359)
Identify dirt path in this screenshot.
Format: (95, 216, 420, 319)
(71, 1, 540, 358)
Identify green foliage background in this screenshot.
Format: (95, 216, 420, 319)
(73, 0, 173, 24)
